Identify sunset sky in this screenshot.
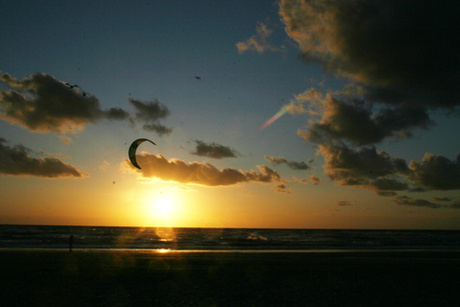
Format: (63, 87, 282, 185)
(1, 0, 459, 229)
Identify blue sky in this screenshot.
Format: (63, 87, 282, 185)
(1, 1, 460, 228)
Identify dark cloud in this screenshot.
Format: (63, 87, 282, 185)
(129, 98, 172, 136)
(408, 153, 460, 190)
(0, 72, 173, 136)
(450, 201, 460, 209)
(318, 143, 408, 185)
(371, 178, 409, 192)
(336, 201, 353, 207)
(191, 141, 238, 159)
(105, 107, 130, 121)
(317, 141, 460, 197)
(0, 137, 88, 178)
(300, 95, 433, 146)
(280, 0, 460, 109)
(142, 124, 172, 136)
(0, 73, 129, 134)
(280, 1, 460, 200)
(408, 187, 428, 193)
(375, 191, 398, 197)
(392, 196, 443, 209)
(366, 177, 409, 196)
(433, 197, 453, 202)
(130, 98, 170, 122)
(310, 175, 321, 185)
(265, 155, 310, 170)
(272, 184, 293, 195)
(123, 153, 286, 187)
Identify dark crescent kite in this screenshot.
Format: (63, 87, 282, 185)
(128, 138, 156, 169)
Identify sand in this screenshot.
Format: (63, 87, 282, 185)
(1, 250, 459, 306)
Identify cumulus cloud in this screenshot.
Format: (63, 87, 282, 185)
(129, 98, 172, 136)
(278, 1, 460, 201)
(236, 22, 279, 54)
(315, 141, 460, 197)
(319, 143, 407, 185)
(0, 73, 129, 134)
(279, 0, 460, 109)
(191, 140, 238, 159)
(408, 153, 460, 190)
(315, 142, 409, 195)
(298, 94, 433, 146)
(0, 72, 173, 136)
(122, 153, 287, 187)
(265, 155, 309, 170)
(0, 137, 88, 178)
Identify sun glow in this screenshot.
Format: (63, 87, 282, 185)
(152, 195, 176, 218)
(140, 189, 202, 227)
(155, 197, 173, 215)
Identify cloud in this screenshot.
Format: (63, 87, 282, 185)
(433, 197, 453, 202)
(293, 176, 309, 184)
(265, 155, 310, 170)
(284, 88, 324, 116)
(408, 153, 460, 191)
(310, 175, 321, 185)
(272, 184, 293, 194)
(0, 137, 88, 178)
(129, 98, 172, 136)
(122, 153, 286, 187)
(336, 201, 353, 206)
(314, 142, 410, 195)
(58, 135, 73, 144)
(315, 141, 460, 197)
(0, 73, 129, 134)
(298, 94, 433, 146)
(236, 22, 279, 54)
(191, 140, 238, 159)
(104, 107, 131, 121)
(0, 72, 173, 137)
(392, 196, 443, 209)
(450, 201, 460, 209)
(279, 1, 460, 200)
(279, 0, 460, 109)
(98, 160, 110, 171)
(318, 143, 408, 185)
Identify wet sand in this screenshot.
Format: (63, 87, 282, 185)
(1, 250, 459, 306)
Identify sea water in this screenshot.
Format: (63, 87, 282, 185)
(1, 225, 460, 251)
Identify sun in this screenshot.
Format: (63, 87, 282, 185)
(155, 197, 173, 215)
(142, 191, 193, 227)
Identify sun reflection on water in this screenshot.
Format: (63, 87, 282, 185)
(155, 227, 176, 241)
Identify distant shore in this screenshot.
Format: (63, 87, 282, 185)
(1, 250, 459, 306)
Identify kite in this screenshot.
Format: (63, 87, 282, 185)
(128, 138, 156, 169)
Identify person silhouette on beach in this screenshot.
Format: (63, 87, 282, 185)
(69, 235, 73, 252)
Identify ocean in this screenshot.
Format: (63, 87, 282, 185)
(1, 225, 460, 251)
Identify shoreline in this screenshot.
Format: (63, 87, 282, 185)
(2, 249, 459, 306)
(2, 247, 460, 254)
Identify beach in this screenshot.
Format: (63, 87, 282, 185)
(1, 250, 459, 306)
